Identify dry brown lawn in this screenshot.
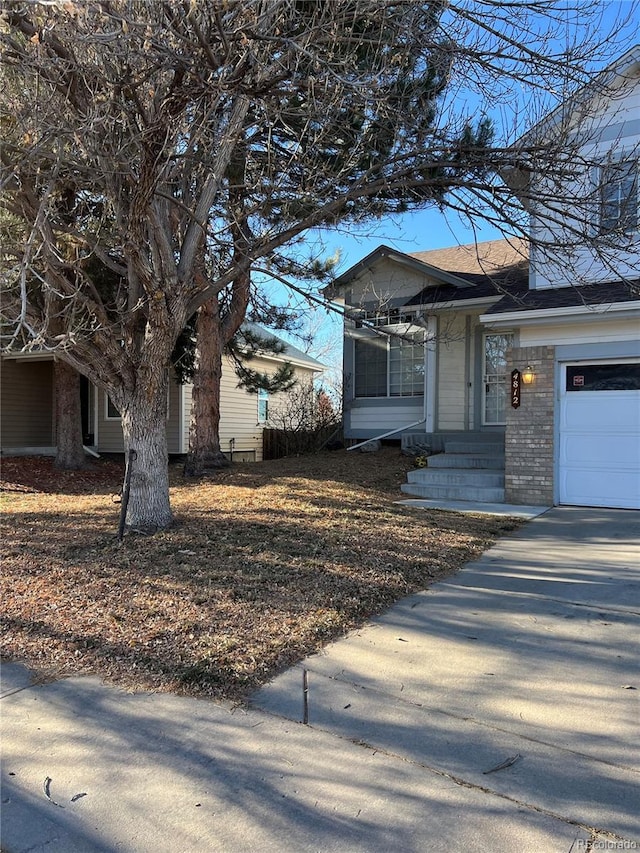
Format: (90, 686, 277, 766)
(1, 449, 522, 701)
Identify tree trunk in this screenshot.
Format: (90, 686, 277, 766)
(184, 299, 230, 476)
(120, 379, 173, 533)
(53, 359, 86, 470)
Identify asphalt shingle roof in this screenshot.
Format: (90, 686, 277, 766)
(331, 237, 639, 313)
(484, 278, 640, 314)
(404, 238, 529, 306)
(403, 239, 639, 312)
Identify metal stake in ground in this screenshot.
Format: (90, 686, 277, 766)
(117, 449, 136, 542)
(302, 668, 309, 725)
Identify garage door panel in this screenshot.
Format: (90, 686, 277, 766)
(559, 433, 640, 467)
(559, 361, 640, 510)
(560, 391, 640, 431)
(560, 469, 640, 509)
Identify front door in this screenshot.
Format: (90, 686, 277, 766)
(483, 333, 513, 425)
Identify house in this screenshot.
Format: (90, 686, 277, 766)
(327, 45, 640, 510)
(0, 328, 324, 462)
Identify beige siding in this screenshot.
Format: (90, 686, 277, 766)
(1, 359, 54, 447)
(180, 358, 319, 461)
(2, 356, 316, 458)
(181, 382, 192, 454)
(530, 75, 640, 289)
(221, 358, 318, 462)
(167, 379, 182, 452)
(519, 317, 639, 347)
(96, 388, 125, 452)
(349, 404, 423, 433)
(348, 259, 438, 308)
(436, 314, 468, 430)
(217, 359, 264, 460)
(468, 322, 478, 428)
(96, 375, 182, 454)
(87, 382, 96, 440)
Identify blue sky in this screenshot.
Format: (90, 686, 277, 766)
(301, 1, 639, 277)
(310, 207, 505, 274)
(270, 1, 639, 363)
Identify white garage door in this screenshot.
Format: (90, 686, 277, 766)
(559, 361, 640, 509)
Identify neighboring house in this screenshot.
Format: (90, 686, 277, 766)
(0, 328, 324, 462)
(327, 45, 640, 510)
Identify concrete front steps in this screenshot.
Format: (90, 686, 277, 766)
(401, 435, 506, 502)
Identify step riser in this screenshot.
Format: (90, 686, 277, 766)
(407, 470, 504, 487)
(428, 454, 504, 470)
(402, 436, 506, 503)
(401, 483, 506, 502)
(446, 441, 504, 455)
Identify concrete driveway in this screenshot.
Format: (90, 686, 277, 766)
(1, 507, 639, 852)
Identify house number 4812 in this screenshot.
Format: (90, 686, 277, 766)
(511, 369, 521, 409)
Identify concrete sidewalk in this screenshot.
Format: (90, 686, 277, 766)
(2, 507, 639, 852)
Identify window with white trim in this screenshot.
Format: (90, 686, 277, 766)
(257, 388, 269, 422)
(600, 159, 638, 234)
(354, 332, 425, 398)
(355, 308, 417, 327)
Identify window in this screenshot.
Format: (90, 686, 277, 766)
(389, 336, 425, 396)
(354, 332, 424, 398)
(106, 395, 120, 420)
(257, 388, 269, 422)
(354, 337, 387, 397)
(483, 333, 513, 425)
(356, 308, 416, 327)
(566, 363, 640, 391)
(600, 159, 638, 234)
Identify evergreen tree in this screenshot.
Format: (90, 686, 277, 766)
(2, 0, 632, 530)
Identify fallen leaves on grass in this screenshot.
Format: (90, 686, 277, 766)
(1, 449, 522, 701)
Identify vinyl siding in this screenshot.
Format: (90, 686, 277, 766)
(1, 359, 54, 447)
(348, 402, 424, 434)
(96, 388, 126, 452)
(167, 380, 181, 452)
(530, 74, 640, 289)
(217, 358, 266, 460)
(519, 316, 639, 347)
(181, 357, 320, 461)
(97, 375, 182, 454)
(2, 356, 318, 458)
(436, 314, 467, 430)
(181, 382, 192, 454)
(344, 309, 481, 437)
(347, 258, 440, 308)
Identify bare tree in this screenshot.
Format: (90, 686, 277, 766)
(1, 0, 637, 531)
(278, 302, 344, 411)
(266, 379, 341, 457)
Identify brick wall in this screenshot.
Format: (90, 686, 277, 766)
(505, 345, 555, 505)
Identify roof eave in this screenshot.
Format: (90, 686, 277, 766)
(327, 244, 474, 293)
(480, 300, 640, 327)
(411, 295, 502, 312)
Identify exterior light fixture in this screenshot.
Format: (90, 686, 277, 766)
(521, 365, 535, 385)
